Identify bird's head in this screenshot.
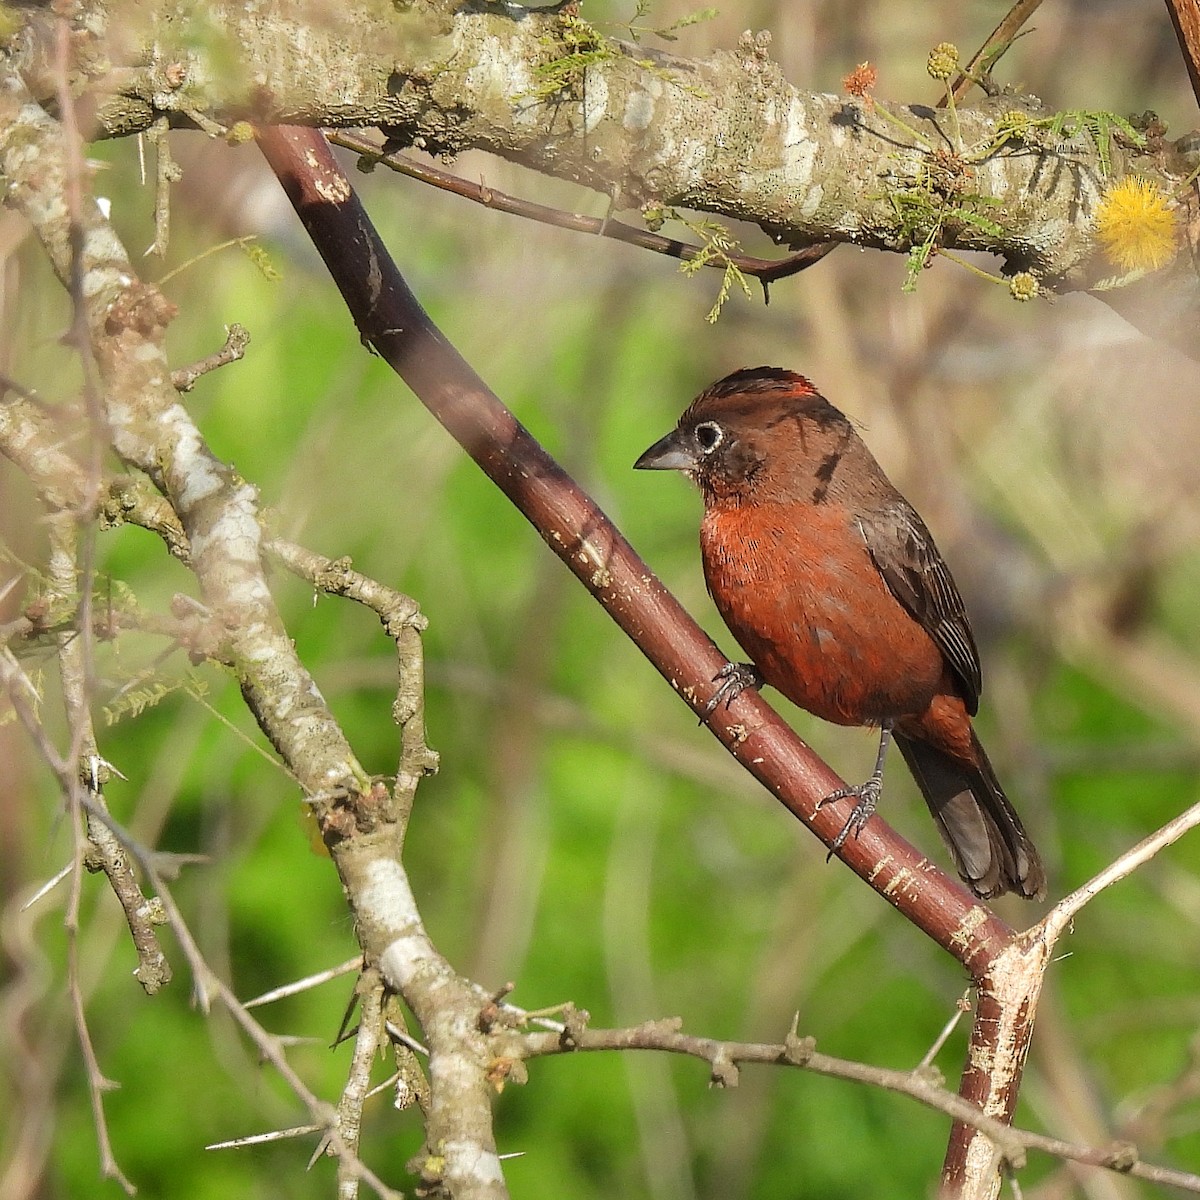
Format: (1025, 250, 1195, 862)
(634, 367, 857, 505)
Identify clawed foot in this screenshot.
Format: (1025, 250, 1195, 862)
(702, 661, 764, 719)
(817, 775, 884, 859)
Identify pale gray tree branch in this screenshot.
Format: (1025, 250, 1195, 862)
(17, 0, 1199, 329)
(0, 57, 506, 1200)
(0, 61, 366, 802)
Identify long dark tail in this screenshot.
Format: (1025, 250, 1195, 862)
(894, 730, 1045, 900)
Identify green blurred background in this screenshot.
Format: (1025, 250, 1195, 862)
(4, 2, 1200, 1197)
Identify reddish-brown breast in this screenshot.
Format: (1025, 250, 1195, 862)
(700, 498, 951, 729)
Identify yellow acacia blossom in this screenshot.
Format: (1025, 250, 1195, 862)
(1094, 176, 1177, 273)
(926, 42, 958, 81)
(1009, 272, 1039, 301)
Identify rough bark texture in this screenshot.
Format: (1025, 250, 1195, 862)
(19, 0, 1200, 299)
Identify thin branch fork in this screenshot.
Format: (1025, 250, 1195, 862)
(71, 794, 402, 1200)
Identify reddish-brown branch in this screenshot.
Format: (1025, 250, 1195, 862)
(255, 125, 1016, 972)
(1164, 0, 1200, 109)
(948, 0, 1046, 102)
(255, 125, 1032, 1195)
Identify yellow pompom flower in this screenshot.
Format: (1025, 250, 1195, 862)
(1094, 177, 1177, 273)
(926, 42, 959, 81)
(1008, 272, 1039, 302)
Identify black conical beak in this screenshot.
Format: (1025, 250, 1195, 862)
(634, 429, 697, 472)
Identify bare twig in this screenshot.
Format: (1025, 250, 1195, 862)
(0, 66, 371, 808)
(334, 970, 385, 1200)
(49, 519, 171, 995)
(20, 862, 75, 912)
(514, 1015, 1200, 1192)
(0, 648, 70, 781)
(265, 539, 438, 829)
(171, 323, 250, 392)
(0, 320, 471, 1186)
(1041, 797, 1200, 942)
(244, 956, 363, 1009)
(948, 0, 1046, 102)
(326, 130, 833, 288)
(65, 908, 136, 1195)
(100, 477, 191, 562)
(917, 992, 972, 1071)
(53, 557, 136, 1198)
(147, 116, 178, 258)
(45, 518, 161, 1191)
(73, 792, 402, 1200)
(0, 386, 192, 564)
(265, 540, 424, 632)
(385, 1022, 430, 1060)
(207, 1125, 323, 1151)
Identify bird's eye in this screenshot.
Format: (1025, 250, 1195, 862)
(694, 422, 723, 452)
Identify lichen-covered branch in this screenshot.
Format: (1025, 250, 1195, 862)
(0, 384, 173, 995)
(17, 0, 1195, 294)
(53, 553, 174, 997)
(2, 59, 510, 1199)
(265, 540, 440, 832)
(0, 60, 367, 805)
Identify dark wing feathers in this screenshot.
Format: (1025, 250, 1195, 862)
(857, 504, 982, 714)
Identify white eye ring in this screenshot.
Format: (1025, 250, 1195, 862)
(694, 422, 723, 453)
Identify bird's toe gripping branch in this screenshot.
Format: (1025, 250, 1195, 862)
(817, 721, 895, 857)
(702, 661, 765, 719)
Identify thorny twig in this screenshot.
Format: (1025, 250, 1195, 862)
(72, 794, 402, 1200)
(511, 1011, 1200, 1191)
(332, 970, 386, 1200)
(49, 522, 140, 1194)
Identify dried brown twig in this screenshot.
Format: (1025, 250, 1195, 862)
(507, 1009, 1200, 1192)
(171, 323, 250, 392)
(327, 130, 833, 293)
